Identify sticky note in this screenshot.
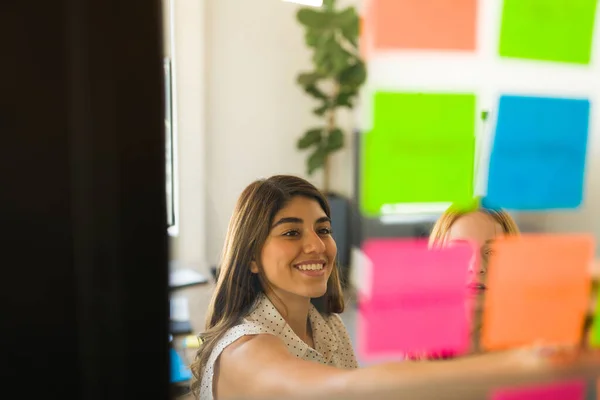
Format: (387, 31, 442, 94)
(499, 0, 598, 64)
(491, 379, 586, 400)
(481, 234, 593, 350)
(359, 2, 375, 59)
(486, 95, 590, 211)
(370, 0, 477, 51)
(358, 238, 475, 360)
(361, 92, 476, 216)
(170, 348, 192, 383)
(591, 287, 600, 347)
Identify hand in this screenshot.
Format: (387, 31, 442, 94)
(461, 343, 581, 374)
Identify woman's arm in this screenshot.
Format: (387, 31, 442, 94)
(215, 334, 555, 400)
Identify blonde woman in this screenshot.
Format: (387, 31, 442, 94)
(430, 199, 520, 293)
(427, 200, 520, 357)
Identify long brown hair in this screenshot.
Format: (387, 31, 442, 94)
(190, 175, 345, 397)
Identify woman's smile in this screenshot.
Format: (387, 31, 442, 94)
(293, 259, 328, 277)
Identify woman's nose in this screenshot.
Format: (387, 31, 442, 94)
(467, 257, 484, 276)
(468, 260, 486, 276)
(303, 231, 326, 253)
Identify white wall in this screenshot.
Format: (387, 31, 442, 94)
(204, 0, 360, 265)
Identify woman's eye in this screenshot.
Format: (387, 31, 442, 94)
(283, 230, 300, 237)
(318, 227, 332, 235)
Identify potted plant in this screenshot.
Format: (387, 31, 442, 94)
(294, 0, 366, 283)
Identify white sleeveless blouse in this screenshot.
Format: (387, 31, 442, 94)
(199, 294, 358, 399)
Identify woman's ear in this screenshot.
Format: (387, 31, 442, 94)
(250, 260, 259, 274)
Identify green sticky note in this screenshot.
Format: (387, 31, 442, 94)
(360, 92, 476, 216)
(499, 0, 598, 64)
(592, 286, 600, 347)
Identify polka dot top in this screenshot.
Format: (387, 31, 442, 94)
(199, 294, 358, 400)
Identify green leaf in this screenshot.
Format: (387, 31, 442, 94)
(297, 128, 323, 150)
(307, 145, 327, 175)
(341, 27, 358, 46)
(313, 103, 329, 116)
(297, 72, 322, 87)
(304, 29, 322, 47)
(322, 0, 335, 11)
(325, 128, 344, 152)
(297, 9, 335, 29)
(303, 84, 327, 100)
(335, 8, 357, 28)
(334, 91, 353, 108)
(341, 21, 359, 46)
(314, 37, 352, 76)
(337, 61, 366, 88)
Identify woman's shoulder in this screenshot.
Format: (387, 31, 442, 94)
(322, 311, 347, 330)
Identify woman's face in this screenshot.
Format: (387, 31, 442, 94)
(446, 211, 505, 301)
(252, 196, 337, 303)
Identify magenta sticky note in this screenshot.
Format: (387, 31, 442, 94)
(491, 379, 586, 400)
(357, 238, 475, 361)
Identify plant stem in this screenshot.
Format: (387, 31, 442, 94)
(323, 83, 339, 195)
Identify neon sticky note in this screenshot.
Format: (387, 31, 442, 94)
(358, 238, 474, 361)
(170, 348, 192, 383)
(499, 0, 598, 64)
(359, 2, 374, 59)
(591, 287, 600, 347)
(481, 234, 593, 351)
(361, 92, 476, 216)
(370, 0, 477, 51)
(491, 379, 586, 400)
(486, 95, 590, 211)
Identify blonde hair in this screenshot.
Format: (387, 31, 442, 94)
(428, 201, 520, 248)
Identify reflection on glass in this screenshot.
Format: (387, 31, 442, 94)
(164, 58, 175, 229)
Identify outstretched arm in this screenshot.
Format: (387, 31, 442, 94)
(214, 333, 556, 400)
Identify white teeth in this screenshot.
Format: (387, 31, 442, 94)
(296, 263, 324, 271)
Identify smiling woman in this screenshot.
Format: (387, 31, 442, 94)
(191, 175, 354, 399)
(190, 176, 562, 400)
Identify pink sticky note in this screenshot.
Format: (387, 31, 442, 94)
(358, 238, 475, 361)
(491, 379, 586, 400)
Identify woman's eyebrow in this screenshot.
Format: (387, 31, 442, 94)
(271, 217, 302, 228)
(316, 216, 331, 224)
(271, 216, 331, 228)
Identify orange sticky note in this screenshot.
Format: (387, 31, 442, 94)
(482, 234, 593, 350)
(371, 0, 477, 51)
(359, 2, 375, 60)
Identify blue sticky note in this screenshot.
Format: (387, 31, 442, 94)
(486, 95, 590, 210)
(170, 348, 192, 383)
